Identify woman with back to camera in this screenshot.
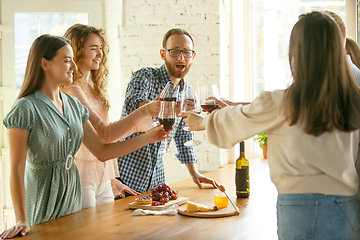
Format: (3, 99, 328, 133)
(61, 24, 160, 209)
(0, 34, 166, 239)
(181, 12, 360, 239)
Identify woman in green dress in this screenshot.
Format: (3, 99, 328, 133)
(0, 34, 167, 239)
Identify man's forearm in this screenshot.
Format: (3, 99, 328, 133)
(185, 162, 199, 177)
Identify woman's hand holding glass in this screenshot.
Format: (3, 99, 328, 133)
(152, 81, 179, 127)
(145, 96, 161, 118)
(200, 84, 220, 113)
(142, 124, 169, 144)
(180, 112, 206, 131)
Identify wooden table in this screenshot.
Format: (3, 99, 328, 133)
(19, 159, 278, 240)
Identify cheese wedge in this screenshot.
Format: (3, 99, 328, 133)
(186, 201, 214, 212)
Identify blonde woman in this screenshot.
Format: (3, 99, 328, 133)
(61, 24, 160, 209)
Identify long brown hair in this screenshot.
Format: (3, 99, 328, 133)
(17, 34, 70, 100)
(346, 36, 360, 69)
(63, 24, 110, 110)
(323, 10, 346, 42)
(284, 11, 360, 136)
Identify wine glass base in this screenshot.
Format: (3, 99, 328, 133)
(184, 140, 202, 147)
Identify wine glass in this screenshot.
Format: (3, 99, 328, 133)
(160, 81, 180, 102)
(199, 84, 220, 113)
(158, 101, 176, 153)
(152, 81, 180, 127)
(181, 84, 202, 146)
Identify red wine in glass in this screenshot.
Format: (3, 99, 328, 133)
(158, 117, 175, 131)
(199, 85, 220, 113)
(159, 82, 180, 102)
(159, 101, 176, 153)
(201, 104, 219, 113)
(160, 97, 177, 102)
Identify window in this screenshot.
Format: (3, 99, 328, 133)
(15, 13, 88, 95)
(250, 0, 345, 98)
(233, 0, 346, 155)
(0, 0, 102, 231)
(358, 0, 360, 41)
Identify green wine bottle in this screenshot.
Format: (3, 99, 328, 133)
(236, 141, 250, 198)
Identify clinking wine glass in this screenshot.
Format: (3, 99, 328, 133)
(181, 88, 202, 146)
(152, 81, 180, 127)
(200, 84, 220, 113)
(160, 81, 180, 101)
(158, 101, 176, 153)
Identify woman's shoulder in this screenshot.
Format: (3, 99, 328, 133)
(14, 94, 37, 109)
(254, 90, 285, 106)
(4, 94, 37, 129)
(62, 92, 89, 120)
(61, 91, 82, 106)
(62, 82, 83, 94)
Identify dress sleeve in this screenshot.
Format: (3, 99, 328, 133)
(3, 98, 35, 131)
(205, 91, 284, 149)
(63, 84, 152, 143)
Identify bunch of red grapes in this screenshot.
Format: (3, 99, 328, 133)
(151, 184, 178, 206)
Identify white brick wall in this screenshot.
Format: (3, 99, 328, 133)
(107, 0, 231, 184)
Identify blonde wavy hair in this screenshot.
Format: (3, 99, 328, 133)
(63, 24, 110, 110)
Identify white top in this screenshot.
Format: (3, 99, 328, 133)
(204, 90, 359, 195)
(347, 55, 360, 86)
(62, 83, 119, 186)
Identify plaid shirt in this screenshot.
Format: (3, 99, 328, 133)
(118, 64, 195, 193)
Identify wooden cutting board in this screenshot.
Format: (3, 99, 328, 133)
(178, 203, 239, 218)
(128, 197, 189, 210)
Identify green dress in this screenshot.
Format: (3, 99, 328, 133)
(3, 90, 89, 226)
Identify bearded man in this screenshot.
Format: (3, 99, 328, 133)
(116, 28, 218, 197)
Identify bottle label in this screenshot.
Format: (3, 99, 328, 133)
(236, 168, 249, 193)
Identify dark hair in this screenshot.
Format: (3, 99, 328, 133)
(63, 23, 110, 110)
(17, 34, 70, 100)
(284, 11, 360, 136)
(162, 28, 194, 49)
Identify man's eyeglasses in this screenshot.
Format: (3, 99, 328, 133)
(162, 49, 195, 58)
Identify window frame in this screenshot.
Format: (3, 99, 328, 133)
(230, 0, 356, 159)
(0, 0, 103, 231)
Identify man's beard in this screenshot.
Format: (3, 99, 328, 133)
(165, 59, 192, 79)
